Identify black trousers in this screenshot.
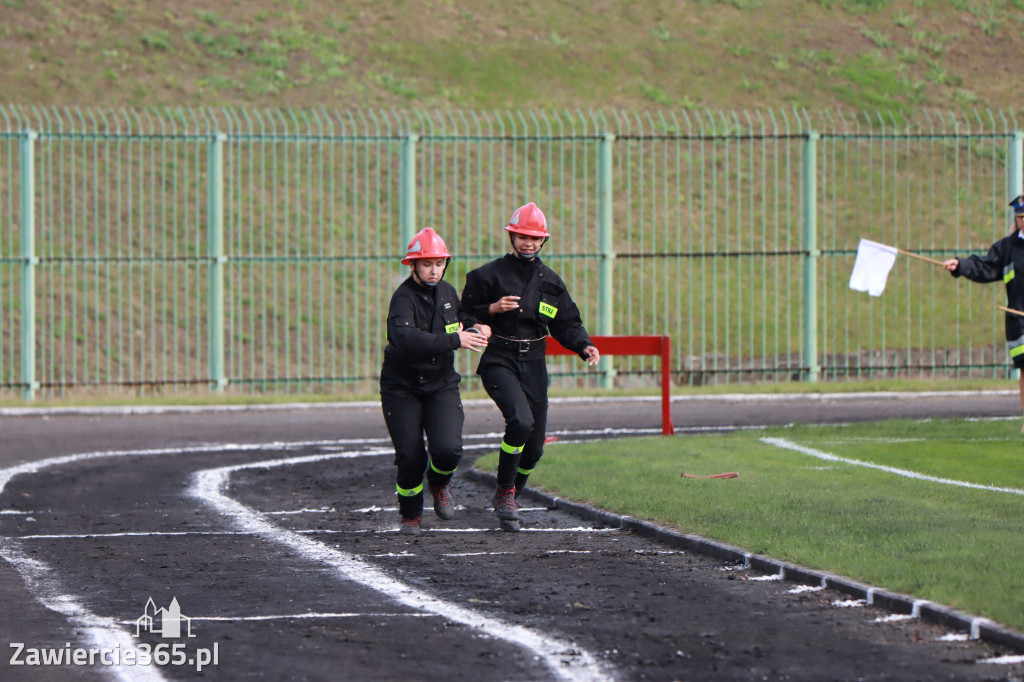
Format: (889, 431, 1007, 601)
(380, 375, 465, 519)
(478, 352, 548, 490)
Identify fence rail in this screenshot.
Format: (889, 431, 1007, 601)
(2, 106, 1022, 399)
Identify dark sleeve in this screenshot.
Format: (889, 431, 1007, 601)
(953, 240, 1006, 283)
(548, 283, 593, 359)
(460, 267, 493, 322)
(458, 301, 480, 330)
(386, 289, 459, 360)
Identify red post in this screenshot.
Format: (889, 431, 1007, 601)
(545, 335, 675, 435)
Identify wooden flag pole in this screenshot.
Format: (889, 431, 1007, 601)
(895, 248, 945, 267)
(998, 305, 1024, 318)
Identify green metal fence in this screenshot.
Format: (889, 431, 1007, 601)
(2, 107, 1022, 399)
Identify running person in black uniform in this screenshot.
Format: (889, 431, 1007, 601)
(461, 202, 600, 531)
(944, 195, 1024, 432)
(381, 227, 491, 536)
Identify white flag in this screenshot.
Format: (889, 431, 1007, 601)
(849, 239, 898, 296)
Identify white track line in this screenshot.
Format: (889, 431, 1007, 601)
(9, 527, 616, 541)
(0, 390, 1014, 417)
(762, 437, 1024, 496)
(117, 612, 438, 625)
(0, 439, 390, 682)
(0, 542, 167, 682)
(978, 655, 1024, 664)
(188, 450, 616, 682)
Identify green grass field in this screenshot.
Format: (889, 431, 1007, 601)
(5, 0, 1024, 112)
(475, 416, 1024, 631)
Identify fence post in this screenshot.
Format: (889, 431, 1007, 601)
(599, 132, 616, 389)
(1010, 130, 1023, 200)
(208, 133, 227, 392)
(20, 130, 37, 400)
(803, 130, 820, 383)
(401, 133, 418, 248)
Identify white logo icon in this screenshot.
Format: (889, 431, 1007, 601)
(134, 597, 196, 639)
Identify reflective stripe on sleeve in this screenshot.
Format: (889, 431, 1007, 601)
(1004, 263, 1015, 283)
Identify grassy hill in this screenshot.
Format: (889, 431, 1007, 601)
(2, 0, 1023, 112)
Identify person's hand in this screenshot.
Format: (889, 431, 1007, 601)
(471, 324, 492, 339)
(488, 296, 520, 315)
(583, 345, 600, 366)
(458, 329, 488, 352)
(943, 258, 959, 272)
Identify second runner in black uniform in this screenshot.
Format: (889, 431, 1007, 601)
(461, 202, 600, 531)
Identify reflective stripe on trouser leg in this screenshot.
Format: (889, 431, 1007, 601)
(395, 482, 424, 519)
(422, 382, 465, 487)
(396, 482, 424, 497)
(514, 466, 534, 493)
(496, 440, 525, 490)
(480, 354, 546, 489)
(513, 386, 549, 491)
(1009, 335, 1024, 357)
(427, 460, 458, 488)
(429, 461, 458, 476)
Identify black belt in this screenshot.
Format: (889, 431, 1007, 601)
(488, 335, 547, 356)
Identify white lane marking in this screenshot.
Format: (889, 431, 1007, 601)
(0, 510, 32, 515)
(873, 614, 915, 623)
(379, 527, 618, 534)
(833, 599, 867, 608)
(977, 655, 1024, 665)
(189, 452, 616, 682)
(0, 439, 391, 682)
(10, 531, 251, 540)
(8, 527, 617, 541)
(265, 507, 336, 515)
(442, 551, 516, 557)
(747, 573, 783, 581)
(0, 542, 167, 682)
(0, 439, 391, 496)
(0, 390, 1015, 417)
(762, 437, 1024, 496)
(118, 612, 438, 624)
(788, 585, 825, 594)
(938, 633, 972, 641)
(372, 550, 593, 559)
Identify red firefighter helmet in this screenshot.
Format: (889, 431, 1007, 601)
(504, 202, 550, 238)
(401, 227, 451, 265)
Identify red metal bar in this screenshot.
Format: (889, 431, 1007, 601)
(546, 335, 675, 435)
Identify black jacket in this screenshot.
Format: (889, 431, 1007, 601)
(953, 232, 1024, 343)
(461, 254, 593, 358)
(382, 276, 476, 387)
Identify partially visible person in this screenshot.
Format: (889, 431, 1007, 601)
(461, 202, 599, 531)
(943, 194, 1024, 432)
(380, 227, 490, 536)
